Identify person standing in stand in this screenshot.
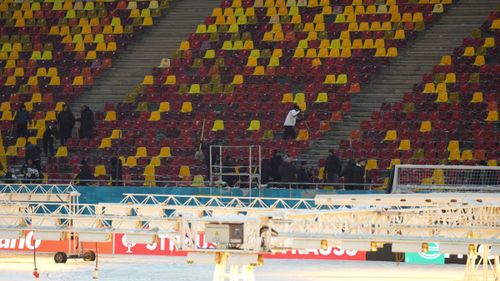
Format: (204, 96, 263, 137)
(42, 125, 56, 157)
(110, 156, 123, 186)
(324, 150, 342, 183)
(57, 105, 75, 146)
(78, 104, 95, 139)
(14, 104, 30, 138)
(282, 104, 301, 140)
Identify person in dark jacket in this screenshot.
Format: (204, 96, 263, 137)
(261, 159, 273, 184)
(75, 160, 93, 186)
(341, 159, 365, 190)
(270, 150, 283, 182)
(278, 157, 298, 186)
(57, 105, 75, 146)
(78, 104, 94, 139)
(110, 156, 123, 186)
(221, 155, 236, 187)
(25, 143, 42, 171)
(42, 125, 56, 157)
(14, 104, 30, 138)
(297, 161, 312, 188)
(324, 150, 342, 183)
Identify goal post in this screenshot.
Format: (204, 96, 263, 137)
(391, 164, 500, 194)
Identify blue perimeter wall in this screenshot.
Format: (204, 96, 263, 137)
(74, 186, 384, 204)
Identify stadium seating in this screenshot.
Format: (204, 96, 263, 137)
(341, 12, 499, 185)
(80, 0, 454, 184)
(0, 0, 172, 177)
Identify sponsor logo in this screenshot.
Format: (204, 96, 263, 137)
(0, 231, 40, 250)
(405, 243, 444, 264)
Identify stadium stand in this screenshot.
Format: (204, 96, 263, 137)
(0, 0, 498, 188)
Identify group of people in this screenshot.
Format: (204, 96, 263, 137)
(261, 150, 313, 187)
(260, 149, 367, 189)
(15, 104, 95, 153)
(6, 104, 96, 183)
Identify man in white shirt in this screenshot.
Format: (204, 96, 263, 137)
(283, 104, 301, 140)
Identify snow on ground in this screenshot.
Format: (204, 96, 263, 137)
(0, 252, 465, 281)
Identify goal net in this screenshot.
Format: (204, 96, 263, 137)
(391, 164, 500, 193)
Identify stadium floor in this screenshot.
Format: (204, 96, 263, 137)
(0, 252, 465, 281)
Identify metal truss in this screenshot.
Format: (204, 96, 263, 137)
(0, 184, 79, 203)
(0, 192, 499, 281)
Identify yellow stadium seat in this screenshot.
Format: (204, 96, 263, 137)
(448, 149, 461, 161)
(110, 129, 122, 139)
(204, 50, 215, 59)
(447, 140, 459, 151)
(374, 48, 386, 57)
(461, 150, 473, 161)
(474, 56, 485, 66)
(54, 101, 65, 112)
(158, 147, 171, 158)
(0, 102, 10, 111)
(324, 74, 335, 84)
(387, 47, 397, 57)
(105, 111, 116, 121)
(149, 156, 161, 167)
(491, 19, 500, 29)
(189, 84, 201, 94)
(439, 55, 451, 65)
(73, 76, 83, 86)
(444, 73, 456, 83)
(486, 110, 498, 122)
(423, 83, 436, 93)
(232, 75, 243, 85)
(44, 111, 56, 121)
(389, 159, 401, 169)
(463, 46, 475, 56)
(470, 92, 483, 103)
(143, 165, 155, 176)
(335, 74, 347, 84)
(136, 147, 148, 158)
(420, 121, 432, 132)
(6, 146, 17, 157)
(247, 120, 261, 131)
(94, 165, 106, 177)
(125, 156, 137, 167)
(149, 111, 161, 121)
(315, 92, 328, 103)
(55, 146, 68, 157)
(484, 37, 495, 48)
(164, 75, 176, 85)
(384, 130, 398, 141)
(212, 120, 224, 131)
(158, 102, 170, 112)
(99, 138, 111, 149)
(397, 139, 411, 151)
(293, 93, 305, 103)
(180, 102, 192, 113)
(142, 75, 154, 85)
(365, 159, 378, 171)
(295, 129, 309, 141)
(487, 160, 497, 166)
(281, 93, 294, 103)
(1, 110, 14, 121)
(196, 24, 207, 33)
(191, 175, 205, 187)
(15, 137, 27, 148)
(435, 92, 448, 103)
(178, 165, 191, 178)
